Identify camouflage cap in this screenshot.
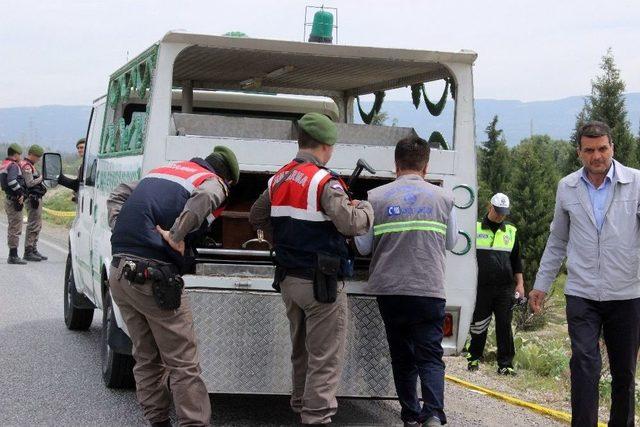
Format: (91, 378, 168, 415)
(8, 143, 22, 155)
(297, 112, 337, 146)
(28, 144, 44, 157)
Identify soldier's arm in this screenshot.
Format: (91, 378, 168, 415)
(169, 178, 228, 243)
(320, 179, 373, 236)
(107, 180, 139, 230)
(249, 189, 272, 232)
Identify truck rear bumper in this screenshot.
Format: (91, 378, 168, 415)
(188, 287, 458, 397)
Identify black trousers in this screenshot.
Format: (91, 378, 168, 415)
(468, 283, 515, 367)
(566, 295, 640, 427)
(377, 295, 447, 425)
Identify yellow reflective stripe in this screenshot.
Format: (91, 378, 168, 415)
(374, 220, 447, 236)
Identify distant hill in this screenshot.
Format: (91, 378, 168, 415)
(1, 94, 639, 152)
(367, 93, 640, 146)
(0, 105, 91, 152)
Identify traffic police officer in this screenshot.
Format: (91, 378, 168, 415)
(355, 136, 457, 427)
(467, 193, 524, 375)
(107, 146, 239, 427)
(20, 144, 48, 261)
(249, 113, 373, 425)
(1, 143, 27, 265)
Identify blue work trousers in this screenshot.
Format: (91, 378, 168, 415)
(377, 295, 446, 425)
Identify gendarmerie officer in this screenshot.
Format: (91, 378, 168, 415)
(20, 144, 48, 261)
(249, 113, 373, 425)
(1, 143, 27, 265)
(107, 146, 239, 427)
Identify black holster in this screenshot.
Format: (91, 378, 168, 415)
(28, 194, 40, 209)
(272, 265, 287, 293)
(121, 259, 184, 310)
(313, 253, 340, 303)
(148, 265, 184, 310)
(11, 197, 23, 212)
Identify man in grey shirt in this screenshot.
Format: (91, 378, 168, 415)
(356, 136, 457, 427)
(531, 121, 640, 426)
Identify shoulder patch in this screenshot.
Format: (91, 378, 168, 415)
(330, 183, 344, 191)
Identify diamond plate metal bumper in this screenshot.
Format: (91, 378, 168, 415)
(187, 288, 397, 398)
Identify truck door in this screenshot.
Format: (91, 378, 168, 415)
(74, 104, 104, 299)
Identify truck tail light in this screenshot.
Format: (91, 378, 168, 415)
(443, 312, 453, 337)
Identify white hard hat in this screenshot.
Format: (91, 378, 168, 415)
(490, 193, 510, 215)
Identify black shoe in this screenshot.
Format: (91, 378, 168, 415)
(32, 248, 47, 260)
(497, 366, 517, 376)
(467, 358, 480, 371)
(150, 420, 171, 427)
(8, 255, 27, 265)
(404, 421, 422, 427)
(23, 249, 42, 262)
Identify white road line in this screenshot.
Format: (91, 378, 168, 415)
(0, 221, 68, 255)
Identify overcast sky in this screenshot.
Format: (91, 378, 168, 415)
(1, 0, 639, 108)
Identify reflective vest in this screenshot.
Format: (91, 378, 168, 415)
(111, 158, 225, 267)
(269, 160, 350, 275)
(0, 159, 25, 197)
(476, 221, 517, 286)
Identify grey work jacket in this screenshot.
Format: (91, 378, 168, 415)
(366, 174, 454, 299)
(534, 159, 640, 301)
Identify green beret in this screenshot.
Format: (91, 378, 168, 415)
(28, 144, 44, 157)
(298, 112, 337, 146)
(213, 146, 239, 184)
(8, 143, 22, 155)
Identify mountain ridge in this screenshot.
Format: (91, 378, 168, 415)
(1, 93, 639, 152)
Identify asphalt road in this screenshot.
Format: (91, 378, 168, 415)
(0, 221, 565, 426)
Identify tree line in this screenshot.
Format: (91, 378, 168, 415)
(478, 49, 639, 288)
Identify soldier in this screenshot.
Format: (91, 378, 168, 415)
(20, 144, 48, 261)
(249, 112, 373, 425)
(107, 146, 239, 426)
(1, 143, 27, 265)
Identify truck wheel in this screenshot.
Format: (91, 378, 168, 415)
(101, 287, 135, 389)
(64, 254, 94, 330)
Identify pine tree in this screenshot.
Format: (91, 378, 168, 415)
(477, 116, 511, 215)
(580, 49, 636, 167)
(508, 135, 561, 288)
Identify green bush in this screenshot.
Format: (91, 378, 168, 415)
(513, 336, 570, 378)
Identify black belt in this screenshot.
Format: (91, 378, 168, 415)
(283, 268, 315, 281)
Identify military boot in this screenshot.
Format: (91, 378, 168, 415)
(8, 254, 27, 264)
(8, 248, 27, 265)
(24, 246, 43, 262)
(32, 247, 48, 261)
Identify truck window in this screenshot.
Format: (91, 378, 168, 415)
(98, 45, 158, 157)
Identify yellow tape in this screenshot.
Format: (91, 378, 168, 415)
(445, 374, 606, 426)
(43, 207, 76, 218)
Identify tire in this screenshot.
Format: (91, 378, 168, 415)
(101, 286, 135, 389)
(64, 254, 94, 330)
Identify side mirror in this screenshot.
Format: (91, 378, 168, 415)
(42, 152, 62, 181)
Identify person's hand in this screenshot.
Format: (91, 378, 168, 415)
(529, 289, 546, 313)
(156, 225, 185, 256)
(17, 195, 24, 205)
(515, 283, 525, 299)
(349, 199, 361, 206)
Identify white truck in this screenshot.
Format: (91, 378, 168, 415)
(43, 31, 478, 397)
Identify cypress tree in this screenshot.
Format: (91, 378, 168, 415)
(581, 49, 636, 167)
(477, 116, 511, 215)
(508, 136, 560, 288)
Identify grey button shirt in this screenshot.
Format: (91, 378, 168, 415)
(534, 159, 640, 301)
